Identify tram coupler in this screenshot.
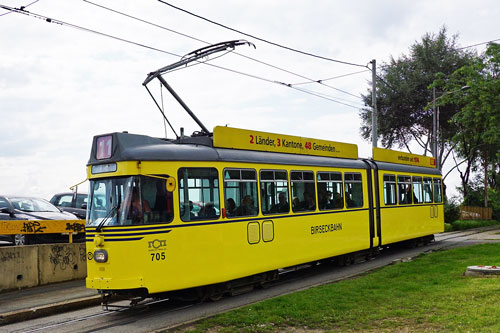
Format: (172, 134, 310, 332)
(129, 296, 147, 308)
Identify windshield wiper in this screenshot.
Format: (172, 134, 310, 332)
(96, 205, 118, 232)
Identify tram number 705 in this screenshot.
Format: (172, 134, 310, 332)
(151, 252, 166, 261)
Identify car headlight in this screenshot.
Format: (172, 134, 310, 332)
(94, 249, 108, 263)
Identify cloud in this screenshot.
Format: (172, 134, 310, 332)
(1, 0, 498, 200)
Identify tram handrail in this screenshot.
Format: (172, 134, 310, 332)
(0, 219, 85, 243)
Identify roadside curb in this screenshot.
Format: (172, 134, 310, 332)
(0, 295, 102, 326)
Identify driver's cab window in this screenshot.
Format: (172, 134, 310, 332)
(87, 175, 173, 227)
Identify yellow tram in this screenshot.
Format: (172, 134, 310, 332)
(85, 126, 444, 300)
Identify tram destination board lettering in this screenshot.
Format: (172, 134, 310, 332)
(373, 147, 436, 168)
(213, 126, 358, 159)
(311, 223, 342, 235)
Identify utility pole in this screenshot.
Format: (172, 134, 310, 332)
(432, 87, 437, 164)
(371, 59, 377, 148)
(484, 146, 488, 208)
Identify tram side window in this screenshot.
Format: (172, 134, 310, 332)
(412, 176, 423, 204)
(260, 170, 289, 215)
(178, 168, 220, 222)
(433, 178, 443, 203)
(345, 173, 363, 208)
(224, 169, 258, 217)
(423, 177, 433, 203)
(397, 175, 412, 205)
(317, 172, 343, 210)
(291, 171, 316, 212)
(383, 174, 397, 205)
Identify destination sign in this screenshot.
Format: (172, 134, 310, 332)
(372, 147, 436, 168)
(213, 126, 358, 159)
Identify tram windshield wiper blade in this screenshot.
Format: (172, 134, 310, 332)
(96, 205, 117, 232)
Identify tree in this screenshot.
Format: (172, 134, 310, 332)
(440, 43, 500, 204)
(360, 27, 474, 173)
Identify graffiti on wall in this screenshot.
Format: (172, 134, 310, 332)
(0, 251, 20, 263)
(49, 245, 77, 272)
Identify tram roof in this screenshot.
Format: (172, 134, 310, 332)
(374, 161, 441, 176)
(88, 132, 368, 169)
(89, 132, 441, 175)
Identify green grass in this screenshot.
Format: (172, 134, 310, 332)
(184, 243, 500, 332)
(450, 219, 500, 231)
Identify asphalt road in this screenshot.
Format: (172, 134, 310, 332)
(2, 228, 499, 333)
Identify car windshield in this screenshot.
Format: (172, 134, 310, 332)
(87, 175, 173, 227)
(75, 194, 88, 208)
(10, 197, 60, 213)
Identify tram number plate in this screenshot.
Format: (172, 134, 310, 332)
(151, 252, 166, 261)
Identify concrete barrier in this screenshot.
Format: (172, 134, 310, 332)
(0, 243, 86, 292)
(38, 243, 87, 285)
(0, 245, 39, 291)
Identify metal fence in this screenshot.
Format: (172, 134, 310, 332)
(0, 219, 85, 243)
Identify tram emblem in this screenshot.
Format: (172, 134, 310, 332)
(148, 239, 167, 251)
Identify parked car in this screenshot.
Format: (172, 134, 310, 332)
(50, 192, 88, 219)
(0, 195, 82, 245)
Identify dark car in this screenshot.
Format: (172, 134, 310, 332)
(0, 195, 82, 246)
(50, 192, 88, 219)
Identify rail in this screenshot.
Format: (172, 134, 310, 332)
(0, 219, 85, 243)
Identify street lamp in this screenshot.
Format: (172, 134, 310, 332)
(432, 85, 470, 170)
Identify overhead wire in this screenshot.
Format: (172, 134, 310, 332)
(156, 0, 368, 69)
(165, 49, 235, 75)
(0, 0, 39, 16)
(275, 81, 363, 106)
(457, 38, 500, 50)
(287, 85, 361, 109)
(0, 4, 180, 57)
(145, 84, 179, 138)
(291, 69, 371, 86)
(372, 38, 500, 94)
(0, 4, 363, 108)
(300, 89, 364, 106)
(83, 0, 365, 102)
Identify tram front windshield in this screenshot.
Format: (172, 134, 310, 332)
(87, 175, 173, 227)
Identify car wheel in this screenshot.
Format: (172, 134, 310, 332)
(14, 234, 30, 246)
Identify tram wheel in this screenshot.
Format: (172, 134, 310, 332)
(208, 293, 224, 302)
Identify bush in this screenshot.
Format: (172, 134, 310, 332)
(444, 200, 460, 223)
(489, 188, 500, 220)
(451, 219, 500, 231)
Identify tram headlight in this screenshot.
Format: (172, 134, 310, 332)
(94, 249, 108, 263)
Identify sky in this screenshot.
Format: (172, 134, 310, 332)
(0, 0, 499, 201)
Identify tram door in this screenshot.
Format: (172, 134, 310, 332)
(245, 169, 289, 245)
(364, 162, 380, 249)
